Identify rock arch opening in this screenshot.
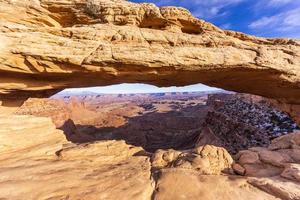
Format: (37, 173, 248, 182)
(15, 83, 299, 154)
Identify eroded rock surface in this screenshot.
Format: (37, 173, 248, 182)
(248, 177, 300, 200)
(0, 114, 153, 200)
(235, 132, 300, 199)
(235, 132, 300, 177)
(1, 111, 300, 199)
(197, 93, 299, 154)
(0, 0, 300, 107)
(154, 172, 278, 200)
(151, 145, 233, 175)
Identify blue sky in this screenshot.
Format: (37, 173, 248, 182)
(66, 0, 299, 94)
(132, 0, 300, 38)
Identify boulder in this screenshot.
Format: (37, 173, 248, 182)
(152, 145, 233, 175)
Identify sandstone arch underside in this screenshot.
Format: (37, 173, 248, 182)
(0, 0, 300, 106)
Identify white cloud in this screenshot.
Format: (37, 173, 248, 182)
(180, 0, 245, 19)
(249, 8, 300, 29)
(267, 0, 293, 7)
(252, 0, 295, 9)
(283, 9, 300, 27)
(249, 16, 278, 29)
(191, 0, 244, 6)
(249, 8, 300, 38)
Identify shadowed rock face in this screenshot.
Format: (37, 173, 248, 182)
(0, 0, 300, 107)
(197, 93, 299, 154)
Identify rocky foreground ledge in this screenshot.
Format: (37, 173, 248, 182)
(0, 0, 300, 105)
(0, 113, 299, 199)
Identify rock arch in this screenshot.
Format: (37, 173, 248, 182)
(0, 0, 299, 108)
